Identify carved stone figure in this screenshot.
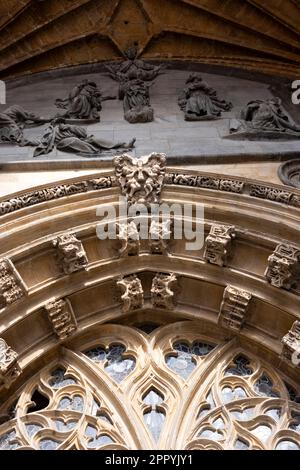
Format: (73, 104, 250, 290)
(227, 97, 300, 140)
(149, 220, 172, 254)
(117, 221, 140, 256)
(119, 78, 154, 123)
(117, 275, 144, 313)
(178, 74, 232, 121)
(203, 224, 236, 267)
(265, 243, 300, 290)
(219, 286, 252, 332)
(114, 153, 166, 206)
(0, 105, 48, 144)
(0, 339, 21, 389)
(106, 45, 165, 84)
(55, 79, 116, 122)
(53, 232, 88, 275)
(33, 118, 136, 157)
(0, 258, 27, 309)
(282, 321, 300, 364)
(45, 299, 77, 340)
(151, 272, 177, 309)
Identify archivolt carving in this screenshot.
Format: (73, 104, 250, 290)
(203, 225, 236, 267)
(0, 339, 21, 390)
(45, 299, 77, 341)
(151, 273, 178, 310)
(0, 258, 27, 309)
(117, 275, 144, 313)
(114, 153, 166, 206)
(0, 322, 299, 450)
(219, 286, 252, 332)
(265, 244, 300, 290)
(53, 233, 88, 275)
(282, 321, 300, 365)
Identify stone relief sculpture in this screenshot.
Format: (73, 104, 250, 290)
(33, 118, 136, 157)
(227, 97, 300, 140)
(55, 79, 116, 122)
(119, 78, 154, 123)
(117, 275, 144, 313)
(45, 299, 77, 341)
(53, 232, 89, 275)
(0, 105, 48, 145)
(114, 153, 166, 206)
(149, 220, 172, 255)
(178, 74, 232, 121)
(203, 224, 236, 267)
(265, 243, 300, 290)
(281, 321, 300, 365)
(219, 286, 252, 332)
(106, 45, 165, 84)
(117, 221, 140, 257)
(0, 339, 21, 389)
(0, 258, 27, 309)
(151, 272, 177, 309)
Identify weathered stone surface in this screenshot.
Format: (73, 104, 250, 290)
(219, 286, 252, 332)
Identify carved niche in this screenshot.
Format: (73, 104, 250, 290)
(0, 338, 21, 389)
(117, 275, 144, 313)
(0, 258, 27, 309)
(151, 273, 177, 310)
(149, 220, 172, 255)
(282, 321, 300, 365)
(203, 224, 236, 267)
(114, 153, 166, 206)
(219, 286, 252, 332)
(265, 244, 300, 290)
(53, 232, 88, 275)
(117, 221, 140, 257)
(45, 299, 77, 341)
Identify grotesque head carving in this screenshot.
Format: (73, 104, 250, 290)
(114, 153, 166, 206)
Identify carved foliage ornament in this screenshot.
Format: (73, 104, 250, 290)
(114, 153, 166, 205)
(204, 224, 236, 267)
(265, 244, 300, 290)
(53, 233, 88, 275)
(0, 338, 21, 389)
(0, 258, 27, 309)
(219, 286, 252, 332)
(45, 299, 77, 340)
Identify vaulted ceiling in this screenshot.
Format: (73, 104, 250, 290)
(0, 0, 300, 80)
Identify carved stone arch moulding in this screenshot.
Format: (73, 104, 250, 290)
(0, 321, 299, 451)
(0, 168, 300, 449)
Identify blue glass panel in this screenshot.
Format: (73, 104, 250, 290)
(58, 395, 84, 412)
(143, 410, 165, 442)
(276, 440, 300, 450)
(25, 424, 43, 438)
(0, 430, 19, 450)
(225, 355, 253, 377)
(234, 439, 249, 450)
(254, 374, 280, 398)
(49, 368, 77, 389)
(39, 439, 59, 450)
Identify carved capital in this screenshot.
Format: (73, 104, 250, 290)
(117, 275, 144, 313)
(282, 321, 300, 365)
(204, 224, 236, 267)
(0, 338, 21, 389)
(265, 244, 300, 290)
(53, 232, 88, 275)
(151, 273, 177, 309)
(0, 258, 27, 309)
(45, 298, 77, 340)
(114, 153, 166, 206)
(149, 220, 171, 255)
(219, 286, 252, 332)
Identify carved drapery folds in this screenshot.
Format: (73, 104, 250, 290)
(219, 286, 252, 332)
(151, 273, 178, 310)
(204, 224, 236, 267)
(53, 233, 88, 275)
(265, 244, 300, 290)
(0, 338, 21, 389)
(45, 299, 77, 340)
(117, 275, 144, 313)
(0, 258, 27, 309)
(114, 153, 166, 206)
(282, 321, 300, 365)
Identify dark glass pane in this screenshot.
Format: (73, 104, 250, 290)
(225, 355, 253, 377)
